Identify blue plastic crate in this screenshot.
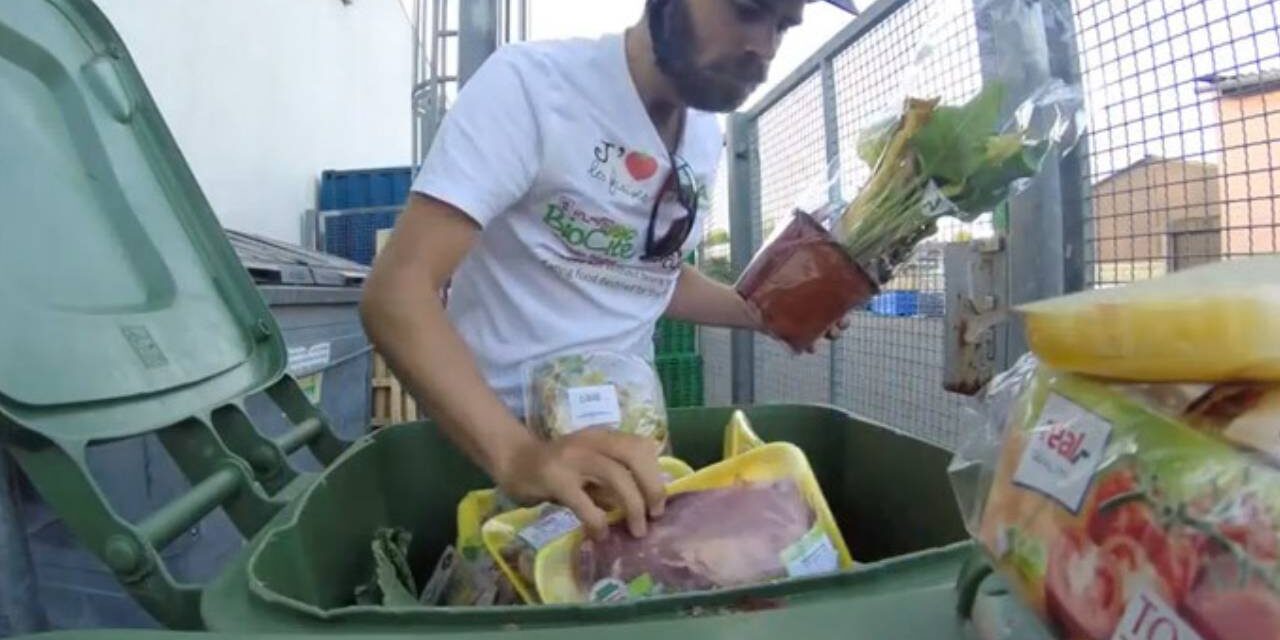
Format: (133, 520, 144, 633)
(319, 167, 414, 210)
(919, 292, 945, 318)
(870, 291, 920, 317)
(322, 207, 401, 265)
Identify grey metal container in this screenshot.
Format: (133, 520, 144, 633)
(0, 232, 371, 635)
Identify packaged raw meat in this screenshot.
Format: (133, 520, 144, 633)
(533, 443, 853, 604)
(1018, 255, 1280, 382)
(524, 352, 670, 453)
(734, 0, 1084, 354)
(951, 360, 1280, 640)
(481, 457, 696, 604)
(722, 410, 765, 459)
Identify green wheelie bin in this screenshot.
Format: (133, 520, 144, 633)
(0, 1, 1052, 637)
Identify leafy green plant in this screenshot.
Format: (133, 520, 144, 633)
(837, 82, 1048, 269)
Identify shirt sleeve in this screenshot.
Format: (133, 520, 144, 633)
(411, 45, 542, 227)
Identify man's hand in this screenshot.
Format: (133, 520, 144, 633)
(495, 429, 667, 540)
(805, 316, 851, 354)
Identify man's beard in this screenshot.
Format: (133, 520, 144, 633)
(648, 0, 766, 112)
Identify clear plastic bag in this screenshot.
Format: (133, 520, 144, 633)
(950, 359, 1280, 640)
(737, 0, 1086, 353)
(523, 352, 670, 452)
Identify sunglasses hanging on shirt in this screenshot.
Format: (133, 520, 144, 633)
(642, 152, 700, 262)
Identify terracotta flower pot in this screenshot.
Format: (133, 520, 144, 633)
(735, 210, 879, 353)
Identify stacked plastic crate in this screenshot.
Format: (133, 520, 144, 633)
(319, 167, 414, 265)
(655, 255, 704, 408)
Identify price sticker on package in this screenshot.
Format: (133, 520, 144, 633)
(566, 385, 622, 430)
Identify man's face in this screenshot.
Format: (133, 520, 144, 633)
(655, 0, 806, 112)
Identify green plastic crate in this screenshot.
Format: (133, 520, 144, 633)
(656, 354, 704, 408)
(654, 319, 697, 355)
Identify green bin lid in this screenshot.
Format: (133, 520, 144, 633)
(0, 0, 286, 444)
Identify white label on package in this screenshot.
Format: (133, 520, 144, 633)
(517, 508, 581, 550)
(920, 181, 958, 219)
(1012, 393, 1112, 513)
(566, 385, 622, 430)
(1111, 589, 1204, 640)
(781, 526, 840, 578)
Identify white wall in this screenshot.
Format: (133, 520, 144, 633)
(96, 0, 414, 244)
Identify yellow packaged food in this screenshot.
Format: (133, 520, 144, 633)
(534, 443, 853, 605)
(1018, 255, 1280, 382)
(480, 456, 696, 604)
(722, 410, 766, 459)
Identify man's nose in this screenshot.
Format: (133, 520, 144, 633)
(742, 23, 781, 63)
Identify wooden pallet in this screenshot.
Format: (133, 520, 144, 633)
(371, 352, 419, 427)
(370, 229, 421, 428)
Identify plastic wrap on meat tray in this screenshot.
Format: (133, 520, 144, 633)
(948, 358, 1280, 640)
(533, 443, 853, 604)
(573, 480, 814, 599)
(480, 457, 696, 604)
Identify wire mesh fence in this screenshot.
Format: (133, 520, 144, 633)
(1077, 0, 1280, 286)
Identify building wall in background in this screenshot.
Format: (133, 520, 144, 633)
(1218, 90, 1280, 256)
(97, 0, 414, 243)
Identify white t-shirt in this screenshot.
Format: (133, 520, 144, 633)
(411, 33, 724, 415)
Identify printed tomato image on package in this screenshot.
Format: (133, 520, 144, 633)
(968, 364, 1280, 640)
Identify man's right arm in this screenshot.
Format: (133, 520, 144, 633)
(359, 193, 666, 538)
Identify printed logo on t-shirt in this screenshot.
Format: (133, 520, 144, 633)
(590, 140, 657, 203)
(541, 196, 638, 260)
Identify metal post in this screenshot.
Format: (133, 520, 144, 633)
(1047, 0, 1088, 295)
(727, 113, 759, 405)
(458, 0, 500, 88)
(820, 58, 843, 407)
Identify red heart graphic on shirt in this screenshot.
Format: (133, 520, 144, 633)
(624, 152, 659, 181)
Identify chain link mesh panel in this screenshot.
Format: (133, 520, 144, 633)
(1078, 0, 1280, 286)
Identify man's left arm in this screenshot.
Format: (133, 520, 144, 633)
(664, 264, 759, 330)
(665, 264, 849, 347)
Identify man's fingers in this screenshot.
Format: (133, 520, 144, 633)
(585, 431, 667, 517)
(554, 483, 610, 540)
(582, 455, 649, 538)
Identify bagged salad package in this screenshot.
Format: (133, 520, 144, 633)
(1018, 255, 1280, 383)
(524, 352, 670, 453)
(949, 358, 1280, 640)
(480, 457, 696, 604)
(532, 443, 852, 605)
(736, 0, 1085, 353)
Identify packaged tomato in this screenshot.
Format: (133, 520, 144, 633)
(951, 358, 1280, 640)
